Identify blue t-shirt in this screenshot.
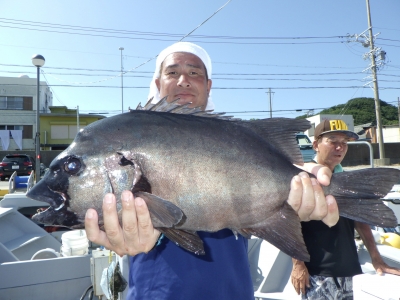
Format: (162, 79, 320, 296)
(127, 229, 254, 300)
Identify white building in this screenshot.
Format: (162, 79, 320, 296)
(382, 127, 400, 143)
(0, 75, 53, 150)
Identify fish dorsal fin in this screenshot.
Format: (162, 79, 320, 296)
(135, 96, 237, 120)
(135, 97, 310, 164)
(239, 118, 311, 165)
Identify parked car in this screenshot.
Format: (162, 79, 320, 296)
(0, 154, 35, 181)
(296, 133, 315, 162)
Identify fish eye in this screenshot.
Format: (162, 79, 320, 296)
(64, 157, 82, 175)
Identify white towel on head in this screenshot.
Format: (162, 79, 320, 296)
(147, 42, 214, 111)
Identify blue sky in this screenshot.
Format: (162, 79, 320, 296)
(1, 0, 399, 121)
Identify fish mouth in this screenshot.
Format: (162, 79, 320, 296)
(27, 181, 82, 228)
(32, 206, 82, 228)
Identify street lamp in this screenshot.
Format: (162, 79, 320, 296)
(119, 47, 124, 113)
(31, 54, 45, 183)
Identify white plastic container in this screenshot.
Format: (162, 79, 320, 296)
(31, 248, 60, 260)
(60, 230, 89, 257)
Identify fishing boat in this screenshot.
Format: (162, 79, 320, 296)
(0, 173, 129, 300)
(1, 172, 400, 299)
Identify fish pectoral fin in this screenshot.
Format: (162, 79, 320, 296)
(135, 191, 184, 227)
(242, 202, 310, 262)
(158, 228, 205, 255)
(234, 229, 252, 239)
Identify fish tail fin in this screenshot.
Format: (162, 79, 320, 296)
(326, 168, 400, 227)
(335, 197, 396, 227)
(242, 202, 309, 262)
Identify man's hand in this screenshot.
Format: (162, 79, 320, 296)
(355, 221, 400, 276)
(372, 257, 400, 276)
(291, 259, 310, 295)
(85, 190, 160, 256)
(288, 164, 339, 227)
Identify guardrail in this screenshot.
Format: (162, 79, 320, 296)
(348, 141, 374, 168)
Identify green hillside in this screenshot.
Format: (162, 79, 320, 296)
(297, 97, 399, 126)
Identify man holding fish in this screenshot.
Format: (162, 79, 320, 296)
(291, 120, 400, 299)
(84, 42, 341, 299)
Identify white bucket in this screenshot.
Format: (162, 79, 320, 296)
(31, 248, 60, 260)
(60, 230, 89, 257)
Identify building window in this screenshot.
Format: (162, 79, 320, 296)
(0, 125, 23, 137)
(51, 125, 77, 139)
(0, 125, 23, 130)
(0, 96, 24, 110)
(23, 125, 33, 139)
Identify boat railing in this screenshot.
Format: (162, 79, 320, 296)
(7, 171, 35, 194)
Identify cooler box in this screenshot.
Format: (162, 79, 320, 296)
(353, 273, 400, 299)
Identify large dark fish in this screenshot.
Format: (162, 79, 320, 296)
(27, 98, 400, 261)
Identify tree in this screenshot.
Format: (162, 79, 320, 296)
(297, 97, 399, 125)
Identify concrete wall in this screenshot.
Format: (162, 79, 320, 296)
(342, 142, 400, 166)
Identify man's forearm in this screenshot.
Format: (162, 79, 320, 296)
(355, 221, 381, 259)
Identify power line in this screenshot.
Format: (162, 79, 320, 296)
(0, 24, 348, 45)
(40, 70, 66, 106)
(379, 38, 400, 43)
(0, 62, 380, 71)
(0, 2, 235, 90)
(0, 17, 347, 42)
(375, 43, 400, 48)
(0, 69, 375, 76)
(16, 70, 400, 81)
(4, 63, 400, 74)
(1, 83, 398, 90)
(375, 27, 400, 32)
(178, 0, 232, 41)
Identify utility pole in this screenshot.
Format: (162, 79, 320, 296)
(77, 106, 80, 133)
(366, 0, 385, 161)
(398, 97, 400, 129)
(119, 47, 124, 113)
(347, 0, 386, 163)
(266, 88, 274, 118)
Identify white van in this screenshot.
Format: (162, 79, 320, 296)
(296, 133, 315, 162)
